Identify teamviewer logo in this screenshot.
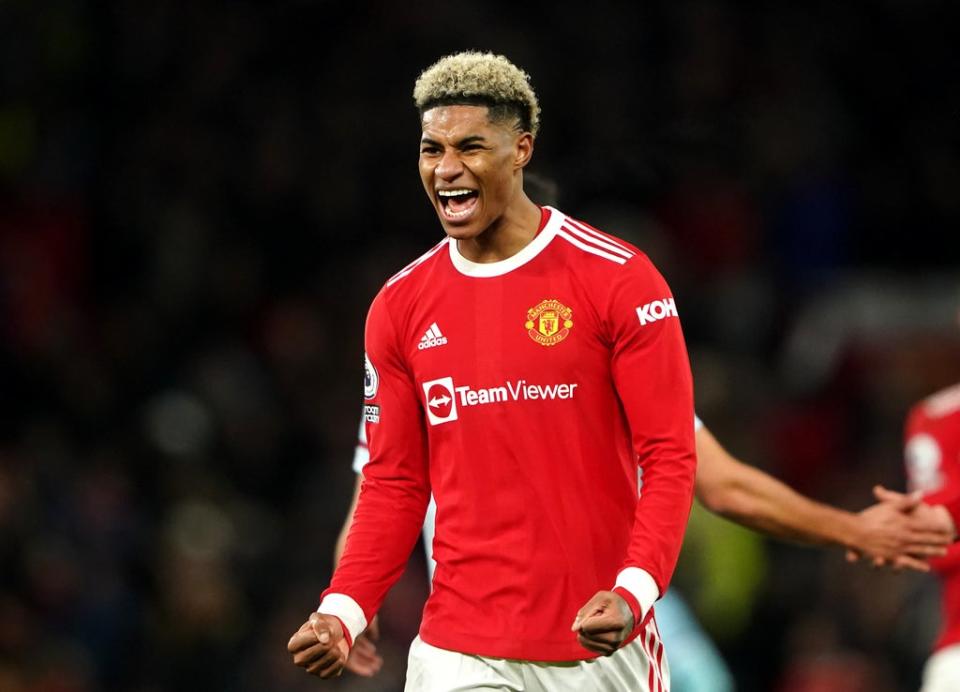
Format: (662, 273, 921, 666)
(422, 377, 458, 425)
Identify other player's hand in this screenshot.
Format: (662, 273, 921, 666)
(344, 615, 383, 677)
(844, 485, 953, 572)
(873, 485, 957, 539)
(571, 590, 635, 656)
(287, 612, 350, 679)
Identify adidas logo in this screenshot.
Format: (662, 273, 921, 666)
(418, 322, 448, 350)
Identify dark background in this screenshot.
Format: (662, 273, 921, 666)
(1, 1, 958, 690)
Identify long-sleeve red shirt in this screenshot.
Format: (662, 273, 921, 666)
(321, 207, 696, 661)
(905, 383, 960, 652)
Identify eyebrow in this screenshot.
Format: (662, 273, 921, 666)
(456, 135, 488, 147)
(419, 135, 489, 148)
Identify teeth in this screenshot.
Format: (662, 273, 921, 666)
(438, 189, 475, 197)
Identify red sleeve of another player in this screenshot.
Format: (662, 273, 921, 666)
(904, 408, 960, 573)
(607, 255, 696, 595)
(323, 290, 431, 624)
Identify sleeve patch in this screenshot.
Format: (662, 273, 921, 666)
(905, 433, 944, 493)
(636, 298, 678, 326)
(364, 353, 379, 399)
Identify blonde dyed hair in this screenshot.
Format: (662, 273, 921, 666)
(413, 51, 541, 136)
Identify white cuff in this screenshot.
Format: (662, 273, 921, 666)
(614, 567, 660, 620)
(317, 593, 368, 645)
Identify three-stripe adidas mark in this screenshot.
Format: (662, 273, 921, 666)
(418, 322, 448, 350)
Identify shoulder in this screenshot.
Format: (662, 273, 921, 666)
(557, 211, 673, 292)
(548, 209, 669, 297)
(551, 208, 667, 285)
(381, 237, 450, 293)
(921, 383, 960, 420)
(366, 238, 449, 349)
(549, 209, 675, 320)
(906, 383, 960, 442)
(369, 237, 450, 312)
(549, 208, 647, 272)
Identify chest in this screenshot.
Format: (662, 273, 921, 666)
(400, 273, 609, 400)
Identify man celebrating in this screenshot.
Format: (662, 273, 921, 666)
(288, 51, 697, 689)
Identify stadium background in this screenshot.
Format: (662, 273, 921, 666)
(1, 1, 958, 690)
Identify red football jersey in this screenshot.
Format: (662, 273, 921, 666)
(904, 383, 960, 652)
(322, 207, 696, 661)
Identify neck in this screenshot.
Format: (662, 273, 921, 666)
(456, 194, 542, 263)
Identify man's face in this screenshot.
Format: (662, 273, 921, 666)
(419, 105, 532, 240)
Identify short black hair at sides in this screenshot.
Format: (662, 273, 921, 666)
(418, 97, 531, 134)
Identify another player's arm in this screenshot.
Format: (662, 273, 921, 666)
(695, 425, 951, 571)
(574, 256, 697, 655)
(334, 475, 363, 568)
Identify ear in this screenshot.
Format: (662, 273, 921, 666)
(514, 133, 534, 170)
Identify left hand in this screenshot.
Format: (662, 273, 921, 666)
(571, 590, 635, 656)
(344, 616, 383, 677)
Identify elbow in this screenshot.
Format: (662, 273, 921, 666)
(697, 478, 754, 521)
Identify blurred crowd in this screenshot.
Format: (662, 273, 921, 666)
(0, 1, 958, 690)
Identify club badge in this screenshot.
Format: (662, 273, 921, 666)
(525, 299, 573, 347)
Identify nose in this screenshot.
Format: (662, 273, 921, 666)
(435, 149, 463, 181)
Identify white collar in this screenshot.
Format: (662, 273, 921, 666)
(447, 206, 564, 278)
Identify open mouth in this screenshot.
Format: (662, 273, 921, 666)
(437, 188, 479, 221)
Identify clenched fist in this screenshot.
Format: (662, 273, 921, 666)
(287, 612, 351, 679)
(571, 591, 635, 656)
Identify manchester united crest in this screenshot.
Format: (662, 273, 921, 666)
(525, 299, 573, 346)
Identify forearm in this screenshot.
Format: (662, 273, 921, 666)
(334, 527, 348, 569)
(324, 290, 432, 644)
(694, 426, 862, 549)
(617, 371, 696, 620)
(700, 462, 859, 548)
(618, 359, 696, 619)
(321, 474, 429, 643)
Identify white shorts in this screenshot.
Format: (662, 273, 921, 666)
(921, 644, 960, 692)
(404, 617, 670, 692)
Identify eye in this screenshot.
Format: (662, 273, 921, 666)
(420, 145, 440, 155)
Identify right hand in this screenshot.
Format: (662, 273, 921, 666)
(344, 616, 383, 677)
(287, 612, 350, 679)
(872, 485, 956, 539)
(571, 591, 635, 656)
